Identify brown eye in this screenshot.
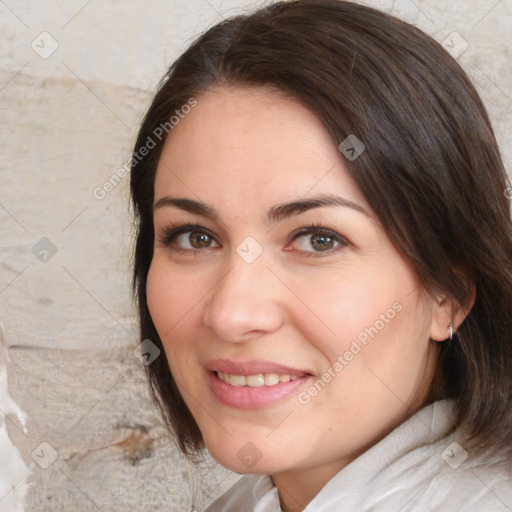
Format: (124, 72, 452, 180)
(289, 227, 348, 255)
(189, 231, 213, 248)
(160, 224, 220, 251)
(310, 234, 335, 251)
(175, 230, 218, 250)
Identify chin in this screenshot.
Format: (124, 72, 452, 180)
(206, 440, 292, 475)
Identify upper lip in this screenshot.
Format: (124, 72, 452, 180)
(205, 359, 313, 377)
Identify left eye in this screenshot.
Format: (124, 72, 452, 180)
(290, 230, 346, 253)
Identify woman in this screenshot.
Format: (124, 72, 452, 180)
(130, 1, 512, 510)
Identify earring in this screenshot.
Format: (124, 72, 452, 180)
(449, 323, 454, 340)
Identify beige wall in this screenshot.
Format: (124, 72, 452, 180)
(1, 1, 510, 510)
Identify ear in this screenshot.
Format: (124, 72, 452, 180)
(429, 285, 476, 342)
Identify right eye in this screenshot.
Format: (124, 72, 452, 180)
(159, 223, 220, 253)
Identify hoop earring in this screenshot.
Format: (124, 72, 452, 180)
(449, 323, 454, 341)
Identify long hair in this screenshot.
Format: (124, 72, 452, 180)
(130, 0, 512, 458)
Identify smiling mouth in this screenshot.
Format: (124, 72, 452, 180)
(208, 369, 312, 410)
(215, 371, 304, 387)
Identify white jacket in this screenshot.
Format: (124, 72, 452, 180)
(203, 400, 512, 511)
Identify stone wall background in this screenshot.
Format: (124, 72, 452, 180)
(0, 1, 510, 511)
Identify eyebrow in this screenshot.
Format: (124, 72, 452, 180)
(153, 194, 371, 223)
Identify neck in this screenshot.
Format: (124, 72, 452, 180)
(271, 458, 352, 512)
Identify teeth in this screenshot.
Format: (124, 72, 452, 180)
(230, 374, 246, 387)
(217, 371, 302, 386)
(246, 374, 265, 387)
(264, 373, 280, 386)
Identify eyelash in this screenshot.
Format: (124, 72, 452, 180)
(157, 222, 349, 257)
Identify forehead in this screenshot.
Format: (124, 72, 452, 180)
(154, 86, 368, 212)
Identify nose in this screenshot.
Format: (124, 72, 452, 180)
(202, 254, 285, 343)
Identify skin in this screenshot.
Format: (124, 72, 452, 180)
(147, 86, 463, 512)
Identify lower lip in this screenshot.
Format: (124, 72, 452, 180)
(208, 371, 310, 410)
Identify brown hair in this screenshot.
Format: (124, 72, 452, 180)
(130, 0, 512, 459)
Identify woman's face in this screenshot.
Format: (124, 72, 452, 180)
(147, 87, 447, 479)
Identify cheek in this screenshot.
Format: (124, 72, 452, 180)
(147, 259, 206, 325)
(287, 267, 407, 358)
(288, 261, 430, 390)
(146, 262, 174, 334)
(146, 261, 205, 362)
(146, 264, 212, 407)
